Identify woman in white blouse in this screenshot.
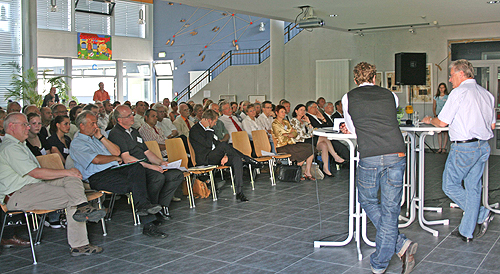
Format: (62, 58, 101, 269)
(241, 104, 263, 141)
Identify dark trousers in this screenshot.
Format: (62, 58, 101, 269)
(144, 169, 184, 207)
(88, 163, 151, 208)
(207, 142, 245, 193)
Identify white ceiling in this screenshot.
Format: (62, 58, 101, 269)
(173, 0, 500, 32)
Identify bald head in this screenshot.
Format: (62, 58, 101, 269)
(179, 103, 190, 118)
(24, 105, 41, 115)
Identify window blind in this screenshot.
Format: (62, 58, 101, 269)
(37, 0, 71, 31)
(114, 1, 145, 38)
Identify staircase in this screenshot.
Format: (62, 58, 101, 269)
(176, 22, 303, 101)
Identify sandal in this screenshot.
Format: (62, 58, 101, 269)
(70, 244, 103, 256)
(442, 148, 447, 153)
(306, 175, 316, 181)
(300, 176, 306, 181)
(437, 149, 442, 154)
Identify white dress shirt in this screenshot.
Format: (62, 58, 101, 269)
(256, 113, 274, 131)
(241, 116, 262, 141)
(157, 118, 177, 138)
(218, 114, 243, 143)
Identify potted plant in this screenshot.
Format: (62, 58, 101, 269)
(5, 62, 75, 107)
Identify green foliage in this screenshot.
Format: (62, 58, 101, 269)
(5, 62, 42, 106)
(4, 62, 74, 107)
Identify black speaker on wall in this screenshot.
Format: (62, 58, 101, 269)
(395, 52, 426, 85)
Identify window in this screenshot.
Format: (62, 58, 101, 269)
(123, 62, 151, 104)
(72, 59, 115, 104)
(75, 12, 111, 35)
(37, 58, 67, 99)
(0, 0, 22, 107)
(37, 0, 71, 31)
(114, 1, 146, 38)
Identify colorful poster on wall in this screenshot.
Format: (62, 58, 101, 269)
(77, 33, 112, 60)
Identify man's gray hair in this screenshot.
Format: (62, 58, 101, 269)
(219, 100, 229, 110)
(450, 59, 475, 79)
(325, 101, 334, 106)
(3, 112, 26, 131)
(152, 103, 166, 111)
(75, 110, 95, 128)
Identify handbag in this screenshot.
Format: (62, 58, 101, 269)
(302, 162, 324, 180)
(275, 164, 302, 183)
(192, 178, 211, 199)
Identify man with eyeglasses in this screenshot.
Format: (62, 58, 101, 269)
(422, 59, 496, 242)
(108, 106, 184, 236)
(0, 113, 106, 256)
(153, 104, 178, 139)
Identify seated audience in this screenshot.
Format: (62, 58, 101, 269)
(306, 101, 350, 161)
(154, 104, 178, 139)
(23, 105, 41, 115)
(189, 110, 263, 202)
(70, 111, 168, 237)
(39, 106, 52, 140)
(103, 100, 114, 115)
(203, 99, 214, 111)
(95, 101, 108, 131)
(209, 103, 230, 142)
(68, 100, 77, 109)
(332, 100, 344, 119)
(190, 104, 203, 123)
(230, 102, 239, 115)
(108, 106, 184, 223)
(132, 101, 147, 129)
(47, 115, 72, 165)
(172, 103, 194, 139)
(254, 102, 262, 117)
(238, 101, 250, 121)
(168, 101, 179, 122)
(316, 97, 326, 114)
(52, 103, 79, 140)
(272, 105, 315, 180)
(7, 102, 21, 114)
(257, 101, 274, 133)
(26, 113, 50, 156)
(241, 104, 263, 141)
(290, 104, 344, 177)
(0, 113, 106, 256)
(139, 109, 168, 157)
(218, 101, 243, 143)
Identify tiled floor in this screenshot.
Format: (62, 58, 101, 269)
(2, 152, 500, 273)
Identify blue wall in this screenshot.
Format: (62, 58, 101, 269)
(153, 1, 270, 95)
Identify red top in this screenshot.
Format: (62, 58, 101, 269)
(93, 90, 110, 102)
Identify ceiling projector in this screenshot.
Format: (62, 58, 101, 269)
(297, 6, 325, 29)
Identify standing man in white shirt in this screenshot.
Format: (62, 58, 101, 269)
(422, 59, 496, 242)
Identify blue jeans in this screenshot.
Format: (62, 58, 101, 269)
(357, 154, 408, 272)
(442, 140, 491, 238)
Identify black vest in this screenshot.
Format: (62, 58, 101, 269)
(347, 85, 405, 159)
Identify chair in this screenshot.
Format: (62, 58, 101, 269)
(36, 155, 111, 235)
(165, 138, 216, 208)
(145, 140, 163, 159)
(252, 130, 292, 185)
(0, 204, 56, 265)
(231, 131, 272, 189)
(187, 139, 236, 195)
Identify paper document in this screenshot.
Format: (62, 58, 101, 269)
(111, 159, 146, 170)
(261, 150, 276, 156)
(161, 159, 182, 170)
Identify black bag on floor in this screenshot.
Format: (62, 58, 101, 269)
(275, 164, 302, 182)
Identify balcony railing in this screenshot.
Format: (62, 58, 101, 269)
(177, 23, 301, 101)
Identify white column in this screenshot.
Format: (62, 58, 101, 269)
(269, 20, 285, 102)
(22, 0, 37, 71)
(116, 60, 124, 102)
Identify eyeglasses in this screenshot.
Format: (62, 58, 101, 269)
(119, 113, 133, 119)
(12, 122, 30, 127)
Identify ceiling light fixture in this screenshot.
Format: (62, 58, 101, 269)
(50, 0, 58, 12)
(358, 32, 364, 37)
(348, 22, 429, 32)
(259, 22, 265, 32)
(409, 27, 415, 33)
(329, 14, 338, 17)
(487, 0, 498, 3)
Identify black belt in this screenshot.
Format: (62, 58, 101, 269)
(454, 138, 479, 143)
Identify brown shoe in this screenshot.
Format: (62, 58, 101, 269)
(1, 236, 31, 248)
(401, 240, 418, 274)
(70, 244, 103, 256)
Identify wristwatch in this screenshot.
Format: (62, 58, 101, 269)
(98, 135, 105, 141)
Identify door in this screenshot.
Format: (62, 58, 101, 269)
(469, 61, 500, 155)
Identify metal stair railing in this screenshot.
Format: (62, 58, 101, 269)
(177, 23, 301, 101)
